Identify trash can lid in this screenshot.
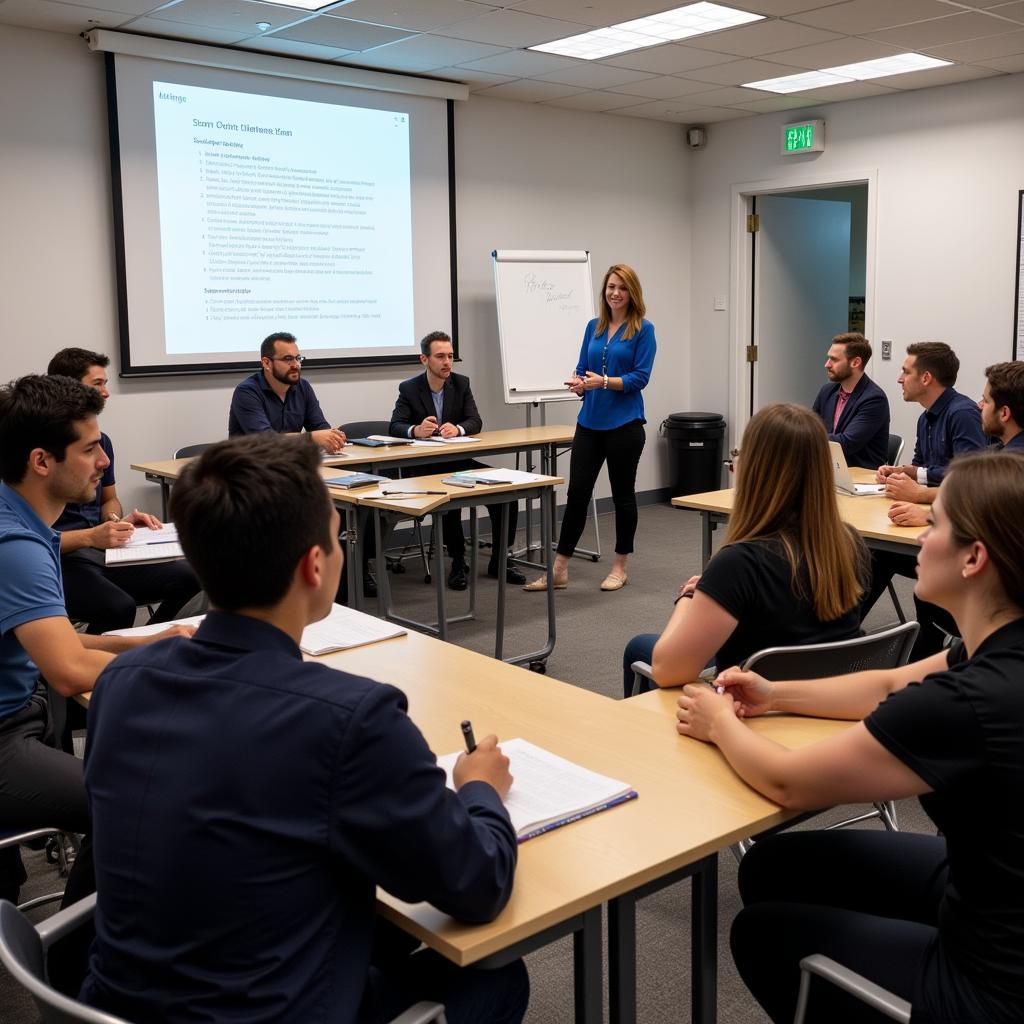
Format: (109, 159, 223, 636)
(665, 412, 725, 426)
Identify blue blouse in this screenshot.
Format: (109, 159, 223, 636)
(574, 318, 656, 430)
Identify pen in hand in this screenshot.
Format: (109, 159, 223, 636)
(461, 720, 477, 753)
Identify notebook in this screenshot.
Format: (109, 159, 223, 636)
(350, 436, 413, 448)
(436, 738, 637, 843)
(322, 472, 390, 489)
(104, 523, 184, 564)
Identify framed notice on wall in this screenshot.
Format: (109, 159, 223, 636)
(1015, 190, 1024, 359)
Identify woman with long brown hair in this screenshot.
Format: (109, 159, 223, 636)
(525, 263, 656, 592)
(678, 450, 1024, 1023)
(620, 402, 866, 697)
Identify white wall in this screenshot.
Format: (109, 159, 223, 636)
(0, 24, 691, 513)
(688, 72, 1024, 451)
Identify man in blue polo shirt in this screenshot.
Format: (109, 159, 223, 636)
(80, 433, 528, 1024)
(227, 331, 346, 452)
(0, 375, 192, 908)
(863, 342, 985, 658)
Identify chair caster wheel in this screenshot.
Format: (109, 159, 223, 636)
(529, 661, 547, 674)
(591, 555, 600, 562)
(424, 575, 432, 584)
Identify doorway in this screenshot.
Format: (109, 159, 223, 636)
(728, 175, 875, 437)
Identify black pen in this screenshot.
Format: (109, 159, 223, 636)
(461, 720, 477, 753)
(380, 490, 447, 496)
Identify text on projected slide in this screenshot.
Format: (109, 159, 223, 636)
(153, 83, 414, 354)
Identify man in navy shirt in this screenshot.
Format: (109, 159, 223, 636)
(47, 348, 200, 634)
(865, 343, 985, 658)
(228, 331, 347, 453)
(0, 375, 191, 908)
(80, 432, 528, 1024)
(979, 360, 1024, 452)
(811, 332, 890, 469)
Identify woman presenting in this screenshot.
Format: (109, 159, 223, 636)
(677, 450, 1024, 1024)
(525, 264, 655, 592)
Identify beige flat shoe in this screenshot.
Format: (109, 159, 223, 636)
(523, 574, 568, 592)
(600, 573, 628, 591)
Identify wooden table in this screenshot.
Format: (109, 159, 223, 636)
(132, 425, 575, 517)
(333, 470, 562, 667)
(321, 630, 853, 1024)
(673, 468, 926, 567)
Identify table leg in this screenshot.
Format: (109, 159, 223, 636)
(373, 509, 387, 618)
(544, 486, 556, 656)
(347, 506, 361, 611)
(691, 854, 718, 1024)
(432, 509, 448, 642)
(608, 893, 637, 1024)
(574, 905, 603, 1024)
(700, 511, 713, 569)
(494, 502, 509, 660)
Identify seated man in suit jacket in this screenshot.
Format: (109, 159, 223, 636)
(390, 331, 522, 590)
(811, 333, 890, 469)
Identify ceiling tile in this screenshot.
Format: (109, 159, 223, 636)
(612, 100, 702, 122)
(764, 35, 907, 68)
(606, 74, 722, 99)
(731, 93, 822, 112)
(143, 0, 307, 34)
(790, 79, 897, 101)
(873, 62, 1002, 88)
(472, 78, 587, 101)
(685, 57, 807, 85)
(131, 16, 256, 42)
(442, 9, 586, 47)
(237, 33, 356, 56)
(52, 0, 164, 13)
(989, 1, 1024, 22)
(324, 0, 492, 33)
(787, 0, 954, 34)
(667, 105, 755, 122)
(509, 0, 694, 28)
(542, 89, 655, 111)
(864, 11, 1012, 47)
(926, 26, 1024, 58)
(345, 33, 506, 69)
(426, 64, 517, 86)
(975, 50, 1024, 69)
(270, 14, 414, 49)
(721, 0, 847, 13)
(603, 42, 740, 74)
(682, 84, 764, 104)
(683, 18, 842, 56)
(455, 47, 576, 75)
(0, 0, 132, 31)
(536, 63, 656, 88)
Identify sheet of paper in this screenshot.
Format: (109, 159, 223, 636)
(457, 468, 546, 484)
(106, 541, 184, 564)
(122, 522, 179, 547)
(298, 603, 407, 655)
(854, 484, 885, 495)
(104, 615, 205, 637)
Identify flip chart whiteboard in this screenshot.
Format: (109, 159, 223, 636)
(493, 250, 596, 405)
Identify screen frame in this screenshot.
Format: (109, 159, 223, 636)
(105, 53, 460, 378)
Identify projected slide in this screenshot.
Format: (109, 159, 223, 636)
(152, 81, 414, 355)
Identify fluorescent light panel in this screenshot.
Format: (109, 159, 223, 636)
(248, 0, 334, 10)
(531, 2, 763, 61)
(744, 52, 952, 93)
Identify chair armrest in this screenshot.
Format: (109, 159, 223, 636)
(629, 660, 654, 697)
(388, 1001, 447, 1024)
(796, 955, 910, 1023)
(37, 893, 97, 950)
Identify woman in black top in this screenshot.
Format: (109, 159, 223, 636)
(677, 450, 1024, 1023)
(622, 402, 866, 697)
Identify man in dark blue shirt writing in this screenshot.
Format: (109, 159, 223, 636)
(228, 331, 347, 453)
(80, 432, 528, 1024)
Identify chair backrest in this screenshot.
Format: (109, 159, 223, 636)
(173, 442, 215, 460)
(0, 896, 128, 1024)
(886, 434, 904, 466)
(339, 420, 392, 439)
(742, 622, 919, 681)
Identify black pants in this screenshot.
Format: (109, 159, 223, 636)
(442, 503, 519, 565)
(0, 692, 94, 905)
(61, 548, 200, 634)
(557, 420, 645, 557)
(731, 830, 1016, 1023)
(860, 550, 959, 660)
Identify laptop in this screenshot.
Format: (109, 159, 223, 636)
(829, 442, 885, 496)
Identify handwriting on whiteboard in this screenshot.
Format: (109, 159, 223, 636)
(523, 272, 579, 310)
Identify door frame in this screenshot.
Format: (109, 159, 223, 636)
(727, 168, 878, 447)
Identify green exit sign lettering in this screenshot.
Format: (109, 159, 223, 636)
(781, 119, 825, 155)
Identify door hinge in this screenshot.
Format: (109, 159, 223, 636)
(746, 345, 758, 363)
(747, 214, 759, 232)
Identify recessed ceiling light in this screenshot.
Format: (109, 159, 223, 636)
(530, 2, 764, 61)
(248, 0, 334, 11)
(743, 52, 953, 93)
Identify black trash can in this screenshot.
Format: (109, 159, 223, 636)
(661, 412, 726, 497)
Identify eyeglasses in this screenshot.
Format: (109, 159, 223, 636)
(271, 355, 305, 365)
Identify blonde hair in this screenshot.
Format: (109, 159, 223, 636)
(726, 403, 865, 621)
(596, 264, 646, 340)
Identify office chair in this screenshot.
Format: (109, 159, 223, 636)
(885, 434, 904, 467)
(0, 828, 73, 913)
(172, 443, 215, 459)
(630, 622, 920, 846)
(0, 894, 448, 1024)
(794, 955, 910, 1023)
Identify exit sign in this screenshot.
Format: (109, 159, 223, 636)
(782, 119, 825, 155)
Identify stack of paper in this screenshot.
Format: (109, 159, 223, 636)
(437, 738, 636, 842)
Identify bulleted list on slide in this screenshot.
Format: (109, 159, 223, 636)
(152, 81, 414, 355)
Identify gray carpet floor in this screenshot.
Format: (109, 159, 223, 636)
(3, 501, 931, 1023)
